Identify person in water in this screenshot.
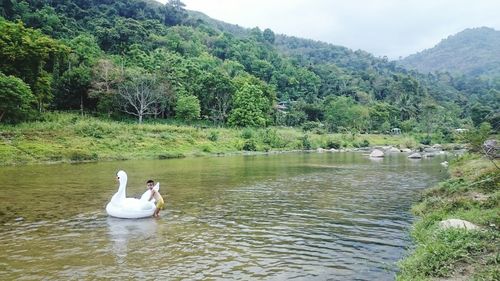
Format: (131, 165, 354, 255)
(147, 179, 165, 217)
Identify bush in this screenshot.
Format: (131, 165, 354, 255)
(260, 128, 284, 148)
(66, 149, 98, 161)
(74, 121, 112, 138)
(208, 131, 219, 142)
(175, 95, 201, 121)
(242, 139, 257, 151)
(353, 139, 370, 148)
(302, 121, 323, 132)
(420, 135, 432, 145)
(462, 122, 492, 152)
(301, 134, 312, 150)
(325, 138, 341, 149)
(0, 72, 36, 123)
(241, 128, 254, 139)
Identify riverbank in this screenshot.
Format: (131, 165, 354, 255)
(1, 112, 437, 166)
(397, 153, 499, 280)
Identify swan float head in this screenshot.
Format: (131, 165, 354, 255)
(110, 170, 128, 204)
(106, 170, 160, 219)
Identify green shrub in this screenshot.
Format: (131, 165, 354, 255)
(201, 144, 214, 153)
(260, 128, 284, 148)
(302, 121, 323, 132)
(158, 152, 184, 159)
(325, 138, 341, 149)
(66, 149, 98, 161)
(461, 122, 492, 152)
(241, 128, 254, 139)
(353, 139, 370, 148)
(420, 135, 432, 145)
(175, 95, 201, 121)
(301, 134, 312, 150)
(242, 139, 257, 151)
(208, 131, 219, 142)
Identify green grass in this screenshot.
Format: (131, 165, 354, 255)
(397, 153, 500, 281)
(0, 112, 447, 166)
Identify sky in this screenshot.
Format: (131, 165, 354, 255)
(158, 0, 500, 59)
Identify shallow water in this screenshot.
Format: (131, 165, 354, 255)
(0, 152, 448, 280)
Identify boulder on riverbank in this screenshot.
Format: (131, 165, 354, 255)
(408, 153, 422, 159)
(370, 149, 384, 157)
(439, 219, 479, 230)
(386, 147, 401, 153)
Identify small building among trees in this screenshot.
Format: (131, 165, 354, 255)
(391, 128, 401, 135)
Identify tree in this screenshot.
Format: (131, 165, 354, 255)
(117, 70, 168, 123)
(324, 95, 369, 132)
(228, 81, 271, 127)
(470, 103, 492, 127)
(0, 19, 69, 110)
(419, 100, 440, 136)
(175, 95, 200, 121)
(263, 28, 275, 44)
(53, 66, 93, 114)
(0, 72, 36, 123)
(164, 0, 186, 26)
(89, 59, 123, 116)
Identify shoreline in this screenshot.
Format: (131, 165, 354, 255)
(1, 113, 464, 167)
(0, 144, 460, 167)
(396, 153, 499, 280)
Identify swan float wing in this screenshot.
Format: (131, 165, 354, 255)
(139, 182, 160, 202)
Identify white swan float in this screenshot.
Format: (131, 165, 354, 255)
(106, 170, 160, 219)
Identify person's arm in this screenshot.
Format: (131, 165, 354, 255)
(148, 190, 155, 201)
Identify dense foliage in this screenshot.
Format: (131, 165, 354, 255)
(0, 0, 497, 137)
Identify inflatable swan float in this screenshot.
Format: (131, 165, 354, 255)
(106, 170, 160, 219)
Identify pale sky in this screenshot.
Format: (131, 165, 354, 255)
(158, 0, 500, 59)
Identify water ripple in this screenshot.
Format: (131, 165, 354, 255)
(0, 153, 448, 280)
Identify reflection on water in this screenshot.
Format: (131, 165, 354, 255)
(0, 152, 449, 280)
(107, 217, 159, 264)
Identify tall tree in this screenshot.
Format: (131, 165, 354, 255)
(117, 70, 168, 123)
(0, 72, 36, 123)
(0, 19, 69, 111)
(175, 95, 200, 121)
(164, 0, 186, 26)
(89, 59, 123, 116)
(228, 80, 273, 127)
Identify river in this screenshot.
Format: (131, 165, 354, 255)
(0, 152, 448, 280)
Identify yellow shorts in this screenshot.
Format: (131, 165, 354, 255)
(156, 198, 165, 210)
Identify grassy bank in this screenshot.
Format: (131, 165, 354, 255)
(397, 153, 500, 280)
(0, 112, 426, 166)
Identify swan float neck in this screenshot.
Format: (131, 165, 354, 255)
(111, 170, 128, 204)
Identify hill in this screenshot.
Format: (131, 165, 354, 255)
(0, 0, 497, 133)
(399, 27, 500, 77)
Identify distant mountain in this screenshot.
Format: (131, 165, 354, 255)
(399, 27, 500, 77)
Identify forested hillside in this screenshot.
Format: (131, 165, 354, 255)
(0, 0, 498, 136)
(400, 27, 500, 77)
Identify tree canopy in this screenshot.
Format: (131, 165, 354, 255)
(0, 0, 497, 134)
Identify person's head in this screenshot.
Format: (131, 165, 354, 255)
(146, 179, 154, 189)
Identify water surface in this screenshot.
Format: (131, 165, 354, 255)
(0, 152, 448, 280)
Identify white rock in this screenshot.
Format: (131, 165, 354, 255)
(439, 219, 479, 230)
(432, 144, 443, 150)
(370, 149, 384, 158)
(408, 153, 422, 159)
(386, 147, 401, 153)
